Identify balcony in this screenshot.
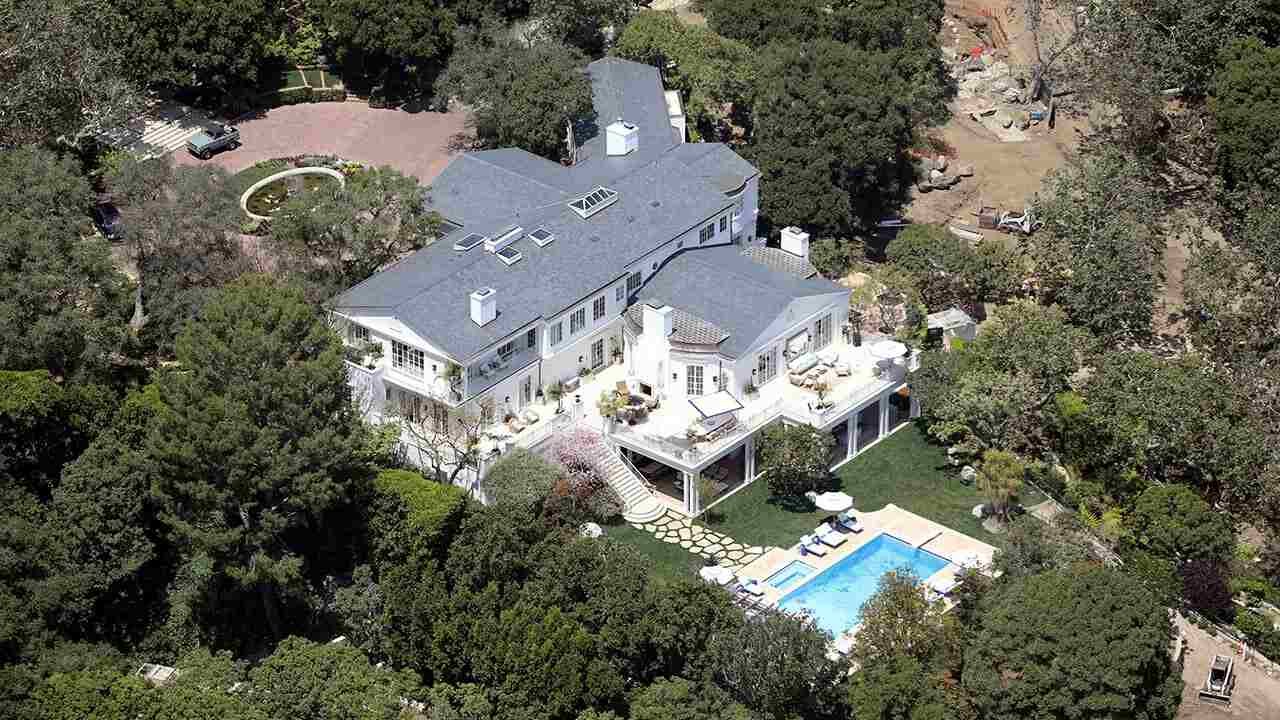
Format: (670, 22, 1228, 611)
(581, 339, 911, 472)
(464, 341, 539, 399)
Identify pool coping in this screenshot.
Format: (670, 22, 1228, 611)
(736, 503, 999, 650)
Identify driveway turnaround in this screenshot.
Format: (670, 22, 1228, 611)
(173, 102, 468, 184)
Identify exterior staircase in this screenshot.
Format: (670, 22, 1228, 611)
(591, 437, 664, 523)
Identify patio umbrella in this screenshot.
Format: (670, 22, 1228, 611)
(814, 491, 854, 512)
(953, 550, 983, 570)
(869, 339, 908, 360)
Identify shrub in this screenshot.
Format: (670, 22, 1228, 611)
(758, 423, 833, 503)
(1180, 560, 1235, 622)
(549, 429, 624, 522)
(371, 468, 468, 566)
(482, 448, 563, 510)
(1234, 610, 1280, 659)
(312, 87, 348, 103)
(275, 86, 314, 105)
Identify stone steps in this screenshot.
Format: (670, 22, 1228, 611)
(587, 437, 663, 523)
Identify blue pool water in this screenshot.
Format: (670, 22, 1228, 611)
(765, 560, 815, 591)
(778, 534, 950, 637)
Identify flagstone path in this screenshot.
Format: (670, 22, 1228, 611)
(631, 510, 769, 570)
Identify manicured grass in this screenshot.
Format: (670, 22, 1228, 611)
(606, 523, 703, 585)
(705, 424, 1043, 550)
(303, 69, 326, 88)
(283, 69, 307, 89)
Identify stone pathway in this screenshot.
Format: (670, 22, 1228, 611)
(631, 510, 767, 571)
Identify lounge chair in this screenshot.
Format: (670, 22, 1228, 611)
(799, 535, 828, 557)
(814, 523, 847, 548)
(737, 579, 765, 597)
(925, 576, 960, 601)
(834, 511, 863, 533)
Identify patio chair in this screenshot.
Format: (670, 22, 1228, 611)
(925, 576, 960, 601)
(835, 511, 863, 533)
(799, 535, 828, 557)
(737, 579, 765, 597)
(814, 523, 848, 548)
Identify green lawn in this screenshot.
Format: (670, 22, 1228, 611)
(606, 523, 704, 585)
(705, 424, 1043, 550)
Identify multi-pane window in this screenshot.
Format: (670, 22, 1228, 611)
(550, 322, 563, 346)
(719, 215, 728, 232)
(391, 340, 424, 378)
(591, 339, 605, 368)
(698, 224, 714, 244)
(814, 314, 833, 349)
(498, 340, 516, 358)
(756, 348, 777, 383)
(687, 365, 704, 396)
(348, 323, 370, 345)
(592, 295, 606, 321)
(570, 307, 586, 334)
(526, 328, 537, 349)
(615, 284, 624, 303)
(626, 271, 642, 295)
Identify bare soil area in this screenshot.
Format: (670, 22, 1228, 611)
(1175, 614, 1280, 720)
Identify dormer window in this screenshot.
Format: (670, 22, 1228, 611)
(568, 186, 618, 219)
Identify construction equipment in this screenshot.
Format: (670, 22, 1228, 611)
(996, 206, 1042, 235)
(1198, 654, 1235, 706)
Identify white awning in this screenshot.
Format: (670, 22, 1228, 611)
(689, 390, 743, 419)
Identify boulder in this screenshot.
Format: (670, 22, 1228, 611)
(960, 465, 977, 484)
(957, 164, 975, 177)
(930, 168, 944, 181)
(995, 110, 1014, 128)
(935, 155, 948, 171)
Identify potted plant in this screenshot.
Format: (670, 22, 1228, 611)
(597, 390, 623, 432)
(744, 381, 759, 397)
(547, 381, 565, 414)
(608, 337, 623, 364)
(362, 341, 382, 370)
(813, 379, 831, 409)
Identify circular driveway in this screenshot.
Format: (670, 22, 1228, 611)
(174, 103, 468, 184)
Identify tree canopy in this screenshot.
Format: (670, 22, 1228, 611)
(963, 566, 1182, 720)
(437, 29, 593, 161)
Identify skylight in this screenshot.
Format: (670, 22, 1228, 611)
(453, 233, 486, 252)
(529, 227, 555, 247)
(568, 186, 619, 219)
(495, 246, 523, 266)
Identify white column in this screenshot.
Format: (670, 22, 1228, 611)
(879, 394, 890, 436)
(846, 415, 856, 459)
(685, 471, 700, 515)
(745, 436, 756, 482)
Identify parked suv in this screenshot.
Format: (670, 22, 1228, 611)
(91, 202, 123, 240)
(186, 124, 240, 159)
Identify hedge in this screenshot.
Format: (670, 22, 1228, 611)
(371, 469, 468, 565)
(262, 85, 348, 108)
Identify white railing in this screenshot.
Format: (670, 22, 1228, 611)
(606, 436, 657, 493)
(515, 411, 572, 450)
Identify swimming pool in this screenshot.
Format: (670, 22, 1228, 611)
(778, 534, 950, 637)
(764, 560, 816, 591)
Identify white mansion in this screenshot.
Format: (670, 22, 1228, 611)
(331, 58, 918, 521)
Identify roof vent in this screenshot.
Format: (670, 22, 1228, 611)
(453, 233, 486, 252)
(528, 227, 554, 247)
(495, 246, 523, 266)
(568, 186, 618, 219)
(485, 226, 523, 254)
(606, 119, 639, 156)
(470, 287, 496, 326)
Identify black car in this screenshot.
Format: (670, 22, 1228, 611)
(91, 203, 123, 240)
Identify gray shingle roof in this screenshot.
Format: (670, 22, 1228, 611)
(624, 304, 730, 347)
(330, 58, 764, 361)
(634, 245, 847, 359)
(742, 246, 819, 278)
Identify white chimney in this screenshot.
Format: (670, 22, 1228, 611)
(642, 304, 674, 341)
(780, 226, 810, 259)
(606, 119, 639, 156)
(470, 287, 496, 326)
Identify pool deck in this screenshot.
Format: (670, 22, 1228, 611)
(736, 503, 998, 649)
